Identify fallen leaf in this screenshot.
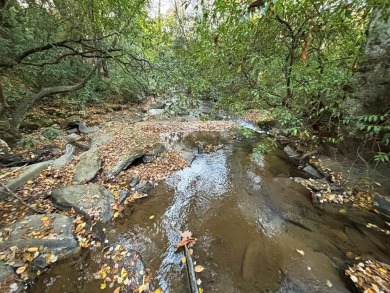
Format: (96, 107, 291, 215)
(198, 288, 203, 293)
(26, 247, 38, 253)
(138, 284, 147, 293)
(154, 288, 163, 293)
(149, 215, 155, 220)
(194, 265, 204, 273)
(100, 283, 106, 289)
(296, 249, 305, 256)
(16, 265, 27, 274)
(181, 256, 186, 264)
(113, 288, 120, 293)
(326, 280, 332, 287)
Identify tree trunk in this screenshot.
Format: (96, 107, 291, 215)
(345, 6, 390, 115)
(10, 60, 102, 130)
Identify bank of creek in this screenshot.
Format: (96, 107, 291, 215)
(0, 107, 389, 293)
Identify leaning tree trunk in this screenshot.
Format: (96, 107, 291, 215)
(0, 60, 102, 146)
(345, 6, 390, 115)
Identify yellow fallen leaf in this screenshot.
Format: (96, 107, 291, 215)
(114, 211, 120, 218)
(41, 216, 49, 221)
(154, 288, 163, 293)
(16, 265, 27, 274)
(100, 283, 106, 289)
(181, 256, 186, 264)
(149, 215, 155, 220)
(113, 288, 120, 293)
(198, 288, 203, 293)
(138, 284, 147, 293)
(194, 265, 204, 273)
(296, 249, 305, 256)
(120, 267, 127, 278)
(26, 247, 38, 253)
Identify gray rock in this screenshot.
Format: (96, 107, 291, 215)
(135, 181, 154, 194)
(283, 145, 300, 160)
(73, 149, 102, 184)
(0, 260, 24, 293)
(106, 150, 145, 177)
(51, 185, 114, 222)
(129, 177, 140, 188)
(89, 134, 112, 149)
(0, 214, 78, 256)
(303, 164, 324, 179)
(142, 143, 166, 163)
(52, 144, 75, 169)
(0, 160, 52, 199)
(179, 149, 196, 165)
(63, 133, 81, 142)
(147, 109, 164, 116)
(374, 193, 390, 219)
(79, 126, 99, 134)
(118, 190, 130, 204)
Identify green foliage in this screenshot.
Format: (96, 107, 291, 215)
(17, 136, 39, 149)
(41, 124, 61, 140)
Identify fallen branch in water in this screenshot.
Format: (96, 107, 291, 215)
(0, 183, 45, 214)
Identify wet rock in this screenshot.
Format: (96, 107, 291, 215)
(0, 160, 52, 199)
(374, 193, 390, 219)
(147, 109, 164, 116)
(119, 190, 130, 204)
(179, 149, 196, 165)
(143, 143, 166, 163)
(129, 177, 140, 188)
(51, 185, 114, 223)
(106, 150, 145, 177)
(52, 144, 75, 169)
(0, 260, 24, 293)
(0, 214, 78, 256)
(283, 145, 300, 162)
(303, 164, 324, 179)
(134, 181, 154, 194)
(73, 149, 102, 184)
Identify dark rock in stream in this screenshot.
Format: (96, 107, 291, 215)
(303, 164, 324, 179)
(73, 149, 102, 184)
(51, 185, 114, 223)
(283, 145, 300, 162)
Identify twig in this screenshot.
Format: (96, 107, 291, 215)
(184, 244, 199, 293)
(0, 183, 45, 214)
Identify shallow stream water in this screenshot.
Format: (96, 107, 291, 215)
(30, 131, 390, 293)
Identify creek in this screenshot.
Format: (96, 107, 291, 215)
(29, 129, 390, 293)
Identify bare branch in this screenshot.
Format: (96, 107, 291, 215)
(0, 183, 45, 214)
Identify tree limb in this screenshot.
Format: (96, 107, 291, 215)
(0, 183, 45, 214)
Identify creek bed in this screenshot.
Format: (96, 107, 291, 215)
(29, 131, 390, 292)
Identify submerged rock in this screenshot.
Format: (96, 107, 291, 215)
(51, 185, 114, 223)
(73, 149, 102, 184)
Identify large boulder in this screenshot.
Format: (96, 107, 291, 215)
(106, 150, 145, 178)
(51, 185, 114, 223)
(0, 260, 24, 293)
(0, 214, 78, 259)
(73, 149, 102, 184)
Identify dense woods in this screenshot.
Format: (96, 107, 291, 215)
(0, 0, 388, 161)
